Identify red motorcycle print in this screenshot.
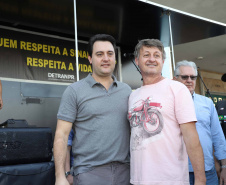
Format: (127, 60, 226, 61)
(128, 97, 164, 136)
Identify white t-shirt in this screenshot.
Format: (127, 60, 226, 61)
(128, 78, 197, 185)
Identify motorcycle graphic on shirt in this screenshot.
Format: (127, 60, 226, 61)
(128, 97, 164, 150)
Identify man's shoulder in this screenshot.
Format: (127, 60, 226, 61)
(195, 93, 211, 101)
(164, 79, 192, 97)
(117, 81, 132, 90)
(69, 77, 88, 90)
(194, 93, 214, 106)
(166, 78, 188, 90)
(129, 87, 139, 98)
(61, 78, 89, 98)
(168, 78, 184, 86)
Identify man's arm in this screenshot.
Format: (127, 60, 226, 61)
(220, 159, 226, 185)
(0, 80, 3, 109)
(54, 119, 72, 185)
(214, 154, 221, 178)
(213, 154, 226, 185)
(65, 146, 72, 172)
(180, 122, 206, 185)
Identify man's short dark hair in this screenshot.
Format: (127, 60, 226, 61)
(87, 34, 117, 57)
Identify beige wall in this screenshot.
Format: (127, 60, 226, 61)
(196, 70, 226, 96)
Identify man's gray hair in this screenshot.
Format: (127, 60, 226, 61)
(174, 60, 198, 76)
(134, 39, 166, 60)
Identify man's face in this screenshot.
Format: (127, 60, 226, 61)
(135, 46, 164, 77)
(88, 41, 115, 77)
(174, 66, 197, 94)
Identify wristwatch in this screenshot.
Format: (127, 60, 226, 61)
(65, 171, 71, 177)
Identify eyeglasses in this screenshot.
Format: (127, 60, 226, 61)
(176, 75, 197, 80)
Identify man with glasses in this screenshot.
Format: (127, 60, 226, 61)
(174, 60, 226, 185)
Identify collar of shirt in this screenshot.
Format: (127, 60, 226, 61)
(192, 92, 195, 100)
(85, 73, 118, 88)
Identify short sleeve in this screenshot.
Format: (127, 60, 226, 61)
(57, 86, 77, 123)
(174, 84, 197, 124)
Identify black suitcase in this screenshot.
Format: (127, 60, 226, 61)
(0, 161, 55, 185)
(0, 119, 29, 128)
(0, 127, 53, 165)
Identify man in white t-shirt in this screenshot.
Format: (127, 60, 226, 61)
(128, 39, 206, 185)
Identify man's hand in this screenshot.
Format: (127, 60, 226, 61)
(54, 120, 73, 185)
(66, 174, 73, 185)
(55, 177, 70, 185)
(220, 168, 226, 185)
